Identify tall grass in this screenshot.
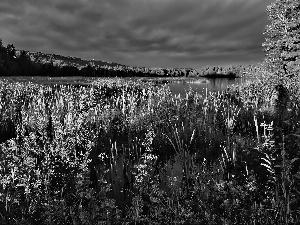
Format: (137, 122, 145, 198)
(0, 75, 299, 224)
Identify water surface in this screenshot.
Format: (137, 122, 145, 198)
(0, 76, 257, 96)
(167, 77, 256, 96)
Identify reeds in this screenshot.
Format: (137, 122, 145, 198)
(0, 76, 299, 224)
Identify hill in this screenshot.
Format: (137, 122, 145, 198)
(0, 40, 256, 78)
(21, 51, 123, 69)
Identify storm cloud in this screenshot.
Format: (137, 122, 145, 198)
(0, 0, 273, 68)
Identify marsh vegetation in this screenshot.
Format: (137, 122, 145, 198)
(0, 71, 300, 224)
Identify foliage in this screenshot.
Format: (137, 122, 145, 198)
(263, 0, 300, 78)
(0, 76, 299, 224)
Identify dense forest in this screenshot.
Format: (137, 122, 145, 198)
(0, 40, 257, 78)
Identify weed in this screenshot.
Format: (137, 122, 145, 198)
(0, 75, 299, 224)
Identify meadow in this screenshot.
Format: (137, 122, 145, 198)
(0, 72, 300, 224)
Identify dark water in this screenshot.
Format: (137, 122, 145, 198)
(0, 76, 257, 96)
(167, 77, 256, 96)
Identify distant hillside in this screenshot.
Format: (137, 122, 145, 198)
(0, 39, 257, 78)
(22, 51, 123, 69)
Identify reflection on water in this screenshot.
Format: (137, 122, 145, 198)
(168, 77, 256, 96)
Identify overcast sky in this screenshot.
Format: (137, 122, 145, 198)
(0, 0, 273, 68)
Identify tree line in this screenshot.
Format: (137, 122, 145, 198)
(0, 39, 257, 78)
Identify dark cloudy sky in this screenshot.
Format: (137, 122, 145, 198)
(0, 0, 273, 68)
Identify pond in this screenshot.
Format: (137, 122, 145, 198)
(167, 77, 257, 96)
(0, 76, 258, 97)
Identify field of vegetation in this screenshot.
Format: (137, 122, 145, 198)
(0, 68, 300, 224)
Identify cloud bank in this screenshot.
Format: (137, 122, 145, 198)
(0, 0, 273, 68)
